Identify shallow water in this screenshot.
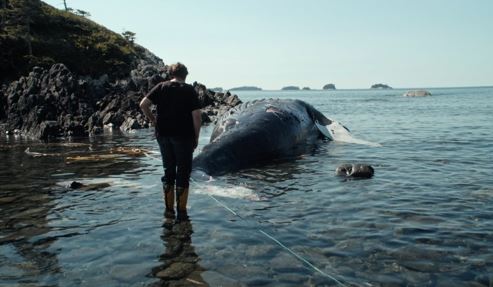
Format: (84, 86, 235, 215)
(1, 87, 492, 286)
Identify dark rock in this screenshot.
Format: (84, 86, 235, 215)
(0, 89, 6, 121)
(2, 61, 240, 139)
(323, 83, 336, 90)
(201, 112, 212, 124)
(70, 181, 84, 189)
(120, 117, 141, 132)
(192, 82, 242, 122)
(68, 181, 111, 190)
(36, 121, 60, 139)
(336, 163, 374, 178)
(225, 94, 241, 107)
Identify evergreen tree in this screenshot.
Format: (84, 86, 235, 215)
(75, 9, 90, 17)
(122, 31, 136, 44)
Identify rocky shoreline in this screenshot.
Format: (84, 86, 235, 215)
(0, 62, 241, 140)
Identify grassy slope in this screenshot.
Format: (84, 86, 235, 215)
(0, 0, 146, 83)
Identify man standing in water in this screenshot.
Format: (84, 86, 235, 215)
(140, 63, 202, 220)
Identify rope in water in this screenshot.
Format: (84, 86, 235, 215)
(146, 153, 350, 287)
(200, 188, 349, 287)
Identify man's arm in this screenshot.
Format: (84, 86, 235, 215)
(139, 97, 156, 126)
(192, 109, 202, 149)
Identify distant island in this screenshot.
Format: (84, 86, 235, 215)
(210, 87, 223, 92)
(302, 87, 311, 90)
(281, 86, 300, 91)
(229, 86, 262, 91)
(371, 83, 392, 89)
(323, 84, 336, 90)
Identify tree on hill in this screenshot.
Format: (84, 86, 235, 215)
(0, 0, 143, 82)
(122, 30, 136, 44)
(75, 9, 90, 17)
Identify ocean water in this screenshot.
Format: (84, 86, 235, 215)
(1, 87, 492, 286)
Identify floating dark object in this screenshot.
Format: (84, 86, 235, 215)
(69, 181, 111, 190)
(335, 163, 374, 178)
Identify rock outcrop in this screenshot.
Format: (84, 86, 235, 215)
(193, 82, 242, 124)
(0, 63, 241, 139)
(404, 90, 431, 97)
(323, 84, 336, 90)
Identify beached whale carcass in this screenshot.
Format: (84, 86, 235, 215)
(192, 99, 335, 176)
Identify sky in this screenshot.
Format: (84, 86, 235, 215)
(43, 0, 493, 90)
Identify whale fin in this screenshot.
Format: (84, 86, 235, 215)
(315, 121, 333, 140)
(327, 121, 382, 147)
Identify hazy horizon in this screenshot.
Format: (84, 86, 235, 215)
(220, 84, 493, 91)
(43, 0, 493, 90)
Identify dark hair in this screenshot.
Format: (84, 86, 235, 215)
(168, 62, 188, 79)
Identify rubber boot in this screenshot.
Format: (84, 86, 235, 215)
(163, 184, 175, 219)
(176, 187, 189, 221)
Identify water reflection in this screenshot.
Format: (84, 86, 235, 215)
(151, 216, 207, 286)
(228, 156, 321, 200)
(0, 186, 60, 285)
(0, 136, 155, 286)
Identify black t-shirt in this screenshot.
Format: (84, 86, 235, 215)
(146, 81, 200, 138)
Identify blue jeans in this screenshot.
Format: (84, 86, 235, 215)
(157, 136, 194, 188)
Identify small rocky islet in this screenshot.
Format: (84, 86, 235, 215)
(322, 83, 336, 90)
(371, 83, 392, 89)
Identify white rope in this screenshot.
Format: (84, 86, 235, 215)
(258, 229, 348, 287)
(191, 182, 351, 286)
(146, 152, 350, 286)
(206, 193, 239, 217)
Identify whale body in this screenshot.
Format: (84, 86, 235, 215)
(192, 99, 333, 176)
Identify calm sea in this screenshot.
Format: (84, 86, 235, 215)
(1, 87, 492, 286)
